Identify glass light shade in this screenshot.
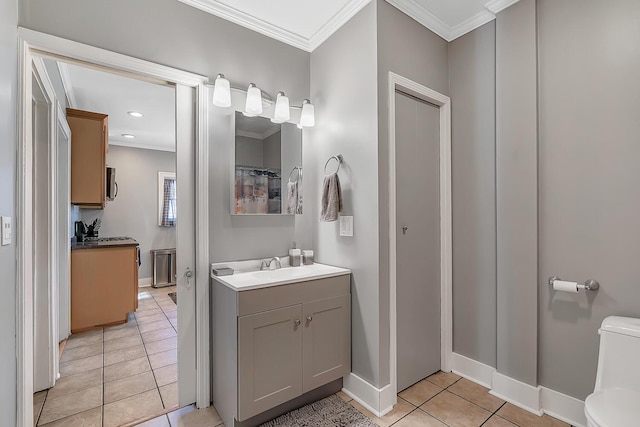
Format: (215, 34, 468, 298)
(273, 91, 290, 123)
(212, 74, 231, 107)
(300, 99, 315, 127)
(245, 84, 263, 115)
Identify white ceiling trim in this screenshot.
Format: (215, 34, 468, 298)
(485, 0, 522, 14)
(109, 140, 176, 153)
(177, 0, 371, 52)
(56, 62, 77, 108)
(448, 9, 496, 41)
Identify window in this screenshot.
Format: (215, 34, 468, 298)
(158, 171, 176, 227)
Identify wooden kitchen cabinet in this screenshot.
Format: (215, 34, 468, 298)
(67, 108, 108, 208)
(71, 245, 138, 332)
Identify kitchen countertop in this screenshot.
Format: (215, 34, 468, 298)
(71, 238, 139, 250)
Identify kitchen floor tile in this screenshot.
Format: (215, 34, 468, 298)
(103, 333, 143, 352)
(136, 313, 169, 325)
(65, 330, 103, 349)
(159, 382, 178, 410)
(169, 318, 178, 329)
(104, 344, 147, 366)
(145, 336, 177, 355)
(104, 356, 151, 383)
(483, 414, 518, 427)
(350, 397, 414, 427)
(425, 371, 461, 388)
(497, 403, 570, 427)
(142, 327, 176, 344)
(46, 368, 102, 400)
(60, 343, 103, 364)
(103, 325, 140, 342)
(447, 378, 505, 412)
(167, 404, 223, 427)
(104, 319, 137, 331)
(420, 390, 492, 427)
(38, 385, 102, 425)
(393, 409, 447, 427)
(135, 414, 171, 427)
(104, 370, 157, 404)
(148, 348, 178, 370)
(153, 363, 178, 387)
(399, 379, 443, 406)
(103, 389, 164, 427)
(138, 319, 173, 333)
(59, 354, 103, 377)
(33, 390, 47, 426)
(135, 309, 164, 320)
(38, 407, 102, 427)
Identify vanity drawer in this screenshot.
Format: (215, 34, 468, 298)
(238, 274, 350, 316)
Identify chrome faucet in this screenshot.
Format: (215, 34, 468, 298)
(260, 256, 281, 271)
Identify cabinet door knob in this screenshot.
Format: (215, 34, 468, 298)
(306, 316, 313, 322)
(294, 319, 301, 326)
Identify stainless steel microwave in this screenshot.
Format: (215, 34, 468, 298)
(106, 167, 117, 201)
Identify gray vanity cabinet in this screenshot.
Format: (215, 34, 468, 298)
(212, 273, 351, 427)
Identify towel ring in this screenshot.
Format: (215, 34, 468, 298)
(288, 166, 302, 183)
(324, 154, 343, 176)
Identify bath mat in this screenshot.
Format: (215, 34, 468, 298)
(259, 394, 378, 427)
(168, 292, 177, 304)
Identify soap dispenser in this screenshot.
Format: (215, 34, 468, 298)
(289, 242, 302, 267)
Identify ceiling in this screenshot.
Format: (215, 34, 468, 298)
(55, 60, 176, 152)
(177, 0, 521, 50)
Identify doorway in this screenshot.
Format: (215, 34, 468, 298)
(17, 29, 210, 427)
(387, 72, 452, 404)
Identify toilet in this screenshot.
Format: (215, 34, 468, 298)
(584, 316, 640, 427)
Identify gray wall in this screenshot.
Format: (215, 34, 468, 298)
(43, 58, 68, 110)
(537, 0, 640, 399)
(309, 2, 381, 386)
(448, 22, 497, 368)
(376, 0, 450, 387)
(81, 145, 177, 280)
(0, 0, 17, 423)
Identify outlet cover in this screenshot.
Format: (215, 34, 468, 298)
(1, 216, 11, 246)
(339, 215, 353, 237)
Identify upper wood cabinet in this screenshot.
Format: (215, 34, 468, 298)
(67, 108, 108, 208)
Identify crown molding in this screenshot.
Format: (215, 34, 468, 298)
(56, 61, 77, 109)
(485, 0, 522, 15)
(178, 0, 371, 52)
(386, 0, 451, 41)
(448, 9, 496, 40)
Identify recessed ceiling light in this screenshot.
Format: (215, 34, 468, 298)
(128, 111, 144, 118)
(122, 134, 136, 139)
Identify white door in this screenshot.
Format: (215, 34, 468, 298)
(175, 84, 197, 406)
(395, 90, 441, 391)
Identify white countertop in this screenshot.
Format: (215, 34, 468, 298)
(210, 262, 351, 291)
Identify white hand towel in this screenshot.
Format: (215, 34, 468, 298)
(286, 181, 297, 214)
(320, 173, 342, 222)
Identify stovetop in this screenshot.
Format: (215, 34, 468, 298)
(96, 236, 134, 242)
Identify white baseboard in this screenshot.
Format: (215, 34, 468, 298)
(541, 387, 586, 427)
(490, 371, 542, 415)
(451, 353, 494, 388)
(342, 373, 394, 417)
(138, 277, 152, 287)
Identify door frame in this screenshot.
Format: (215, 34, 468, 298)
(16, 28, 211, 426)
(388, 72, 452, 400)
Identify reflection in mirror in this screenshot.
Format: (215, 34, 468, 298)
(233, 112, 302, 215)
(158, 171, 176, 226)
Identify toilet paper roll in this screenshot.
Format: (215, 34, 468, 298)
(553, 280, 579, 293)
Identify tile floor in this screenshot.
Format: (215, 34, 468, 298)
(33, 285, 180, 427)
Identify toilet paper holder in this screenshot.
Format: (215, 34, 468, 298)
(548, 276, 600, 291)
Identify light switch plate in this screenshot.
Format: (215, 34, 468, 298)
(339, 215, 353, 237)
(1, 216, 11, 246)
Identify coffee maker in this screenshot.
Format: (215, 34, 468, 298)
(74, 221, 86, 243)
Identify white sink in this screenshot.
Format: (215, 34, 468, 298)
(211, 263, 350, 291)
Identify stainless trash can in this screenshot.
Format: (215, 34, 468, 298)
(151, 248, 176, 288)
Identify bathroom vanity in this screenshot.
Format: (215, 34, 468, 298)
(211, 263, 351, 427)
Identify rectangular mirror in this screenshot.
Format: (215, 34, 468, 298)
(232, 111, 302, 215)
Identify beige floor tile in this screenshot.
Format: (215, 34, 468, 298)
(39, 407, 102, 427)
(420, 390, 491, 427)
(137, 313, 169, 325)
(47, 368, 102, 399)
(393, 409, 447, 427)
(142, 327, 176, 344)
(104, 319, 137, 331)
(104, 370, 157, 404)
(136, 303, 161, 313)
(159, 382, 178, 410)
(167, 404, 223, 427)
(336, 390, 352, 402)
(351, 397, 414, 427)
(135, 309, 164, 320)
(60, 354, 103, 377)
(447, 378, 505, 412)
(104, 325, 140, 342)
(38, 385, 102, 425)
(497, 403, 570, 427)
(33, 390, 47, 426)
(426, 371, 461, 388)
(148, 348, 178, 370)
(104, 356, 151, 383)
(103, 333, 143, 353)
(65, 330, 103, 349)
(103, 389, 164, 427)
(135, 414, 171, 427)
(138, 319, 173, 333)
(169, 318, 178, 329)
(164, 311, 178, 321)
(60, 342, 103, 364)
(104, 345, 147, 366)
(399, 379, 443, 406)
(483, 415, 518, 427)
(154, 363, 178, 387)
(145, 336, 178, 355)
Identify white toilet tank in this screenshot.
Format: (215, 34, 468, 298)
(593, 316, 640, 393)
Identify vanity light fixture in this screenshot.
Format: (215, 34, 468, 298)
(272, 91, 290, 123)
(299, 99, 315, 128)
(245, 83, 263, 116)
(212, 74, 231, 108)
(122, 134, 136, 139)
(128, 111, 144, 118)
